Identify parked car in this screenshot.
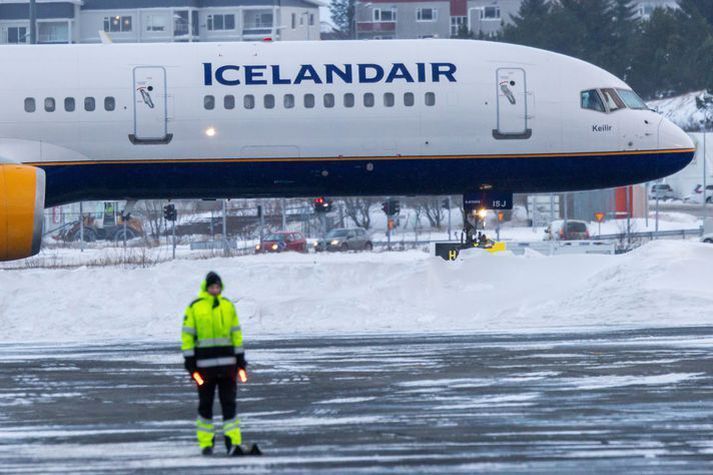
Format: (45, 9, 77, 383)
(649, 183, 680, 201)
(315, 228, 373, 252)
(544, 220, 590, 241)
(702, 233, 713, 244)
(685, 184, 713, 204)
(255, 231, 307, 253)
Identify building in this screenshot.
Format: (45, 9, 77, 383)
(0, 0, 322, 44)
(355, 0, 679, 40)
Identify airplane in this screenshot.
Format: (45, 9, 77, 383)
(0, 39, 696, 261)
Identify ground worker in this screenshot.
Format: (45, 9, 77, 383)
(181, 271, 248, 456)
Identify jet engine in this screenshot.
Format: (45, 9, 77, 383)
(0, 163, 45, 261)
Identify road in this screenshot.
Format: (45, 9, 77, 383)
(655, 201, 713, 221)
(1, 327, 713, 473)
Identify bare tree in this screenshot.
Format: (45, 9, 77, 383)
(420, 197, 445, 229)
(138, 200, 165, 240)
(343, 197, 376, 229)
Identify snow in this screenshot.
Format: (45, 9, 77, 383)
(649, 90, 709, 131)
(1, 240, 712, 344)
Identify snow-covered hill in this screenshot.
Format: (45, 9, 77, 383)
(649, 90, 711, 131)
(1, 241, 711, 344)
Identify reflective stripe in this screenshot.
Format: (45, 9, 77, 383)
(234, 346, 244, 355)
(182, 326, 196, 335)
(222, 417, 239, 425)
(197, 426, 214, 433)
(196, 338, 232, 347)
(196, 356, 237, 368)
(230, 325, 241, 333)
(197, 416, 213, 425)
(182, 349, 195, 357)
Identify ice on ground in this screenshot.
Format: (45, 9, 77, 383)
(1, 240, 712, 343)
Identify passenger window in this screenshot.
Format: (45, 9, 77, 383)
(24, 98, 36, 113)
(44, 98, 56, 112)
(344, 93, 355, 108)
(600, 88, 624, 112)
(224, 95, 235, 110)
(404, 92, 414, 107)
(64, 97, 75, 112)
(264, 94, 275, 109)
(324, 93, 335, 108)
(104, 97, 116, 111)
(84, 97, 96, 112)
(425, 92, 435, 106)
(204, 95, 215, 110)
(364, 93, 374, 107)
(304, 94, 315, 108)
(284, 94, 295, 109)
(384, 93, 395, 107)
(580, 90, 605, 112)
(244, 95, 255, 109)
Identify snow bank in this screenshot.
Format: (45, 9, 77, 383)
(1, 241, 712, 343)
(649, 90, 709, 131)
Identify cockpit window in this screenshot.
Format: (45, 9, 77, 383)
(581, 90, 605, 112)
(616, 89, 648, 110)
(600, 88, 625, 112)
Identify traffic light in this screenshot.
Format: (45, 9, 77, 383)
(163, 204, 177, 222)
(313, 197, 332, 213)
(390, 199, 400, 215)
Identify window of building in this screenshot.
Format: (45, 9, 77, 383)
(145, 15, 168, 32)
(324, 93, 335, 108)
(204, 95, 215, 110)
(174, 10, 190, 36)
(450, 16, 467, 36)
(344, 93, 355, 108)
(384, 93, 395, 107)
(64, 97, 75, 112)
(224, 95, 235, 110)
(304, 94, 315, 108)
(425, 92, 435, 106)
(416, 8, 438, 22)
(104, 16, 133, 33)
(84, 97, 96, 112)
(7, 26, 27, 44)
(44, 97, 55, 112)
(104, 97, 116, 111)
(364, 93, 374, 107)
(284, 94, 295, 109)
(373, 8, 396, 22)
(38, 21, 69, 43)
(291, 13, 296, 29)
(24, 98, 35, 113)
(264, 94, 275, 109)
(482, 6, 500, 20)
(309, 14, 315, 26)
(404, 92, 414, 107)
(244, 95, 255, 109)
(207, 14, 236, 31)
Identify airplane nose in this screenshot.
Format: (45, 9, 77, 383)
(657, 118, 695, 178)
(658, 117, 694, 150)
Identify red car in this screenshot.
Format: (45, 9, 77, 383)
(255, 231, 307, 253)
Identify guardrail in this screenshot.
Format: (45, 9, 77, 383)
(594, 227, 703, 241)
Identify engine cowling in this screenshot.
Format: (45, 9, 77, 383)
(0, 163, 46, 261)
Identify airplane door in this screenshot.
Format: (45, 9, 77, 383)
(130, 66, 172, 145)
(493, 68, 532, 140)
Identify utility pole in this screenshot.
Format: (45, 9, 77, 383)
(704, 119, 708, 210)
(79, 201, 84, 252)
(447, 196, 452, 240)
(281, 198, 287, 229)
(222, 200, 228, 256)
(172, 217, 176, 260)
(29, 0, 37, 44)
(626, 186, 631, 247)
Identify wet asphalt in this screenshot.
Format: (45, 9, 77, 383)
(1, 327, 713, 474)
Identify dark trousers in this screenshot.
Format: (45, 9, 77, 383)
(197, 365, 237, 421)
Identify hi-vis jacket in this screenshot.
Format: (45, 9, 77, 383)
(181, 281, 244, 368)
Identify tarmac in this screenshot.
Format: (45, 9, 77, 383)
(1, 327, 712, 473)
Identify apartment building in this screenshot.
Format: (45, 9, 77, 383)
(355, 0, 679, 40)
(0, 0, 322, 44)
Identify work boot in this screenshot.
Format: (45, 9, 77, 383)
(228, 444, 245, 457)
(201, 446, 213, 456)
